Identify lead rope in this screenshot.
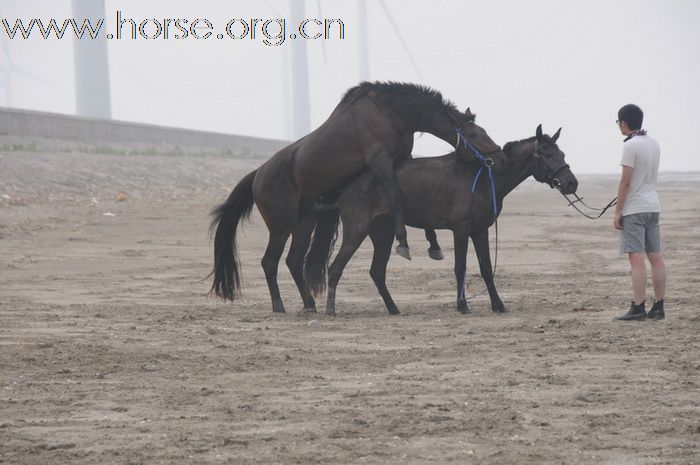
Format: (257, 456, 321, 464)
(559, 190, 617, 219)
(532, 140, 617, 220)
(560, 130, 648, 219)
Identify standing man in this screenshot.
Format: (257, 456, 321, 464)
(613, 104, 667, 321)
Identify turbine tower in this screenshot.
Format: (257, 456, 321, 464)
(288, 0, 311, 138)
(72, 0, 111, 119)
(358, 0, 370, 81)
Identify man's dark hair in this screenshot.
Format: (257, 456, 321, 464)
(618, 104, 644, 130)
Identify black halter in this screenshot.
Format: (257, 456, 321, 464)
(533, 141, 570, 189)
(533, 141, 618, 219)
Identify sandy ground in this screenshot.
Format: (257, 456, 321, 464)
(0, 144, 698, 464)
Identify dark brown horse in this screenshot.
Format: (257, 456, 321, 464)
(312, 125, 579, 316)
(210, 81, 507, 313)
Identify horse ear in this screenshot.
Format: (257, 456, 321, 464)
(465, 107, 472, 117)
(552, 127, 562, 143)
(536, 124, 543, 141)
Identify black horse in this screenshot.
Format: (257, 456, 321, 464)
(308, 125, 579, 315)
(210, 81, 507, 313)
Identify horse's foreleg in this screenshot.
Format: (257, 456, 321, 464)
(425, 228, 444, 260)
(326, 224, 367, 317)
(453, 229, 470, 314)
(366, 154, 410, 260)
(262, 231, 291, 313)
(369, 216, 400, 315)
(471, 229, 508, 313)
(286, 214, 317, 313)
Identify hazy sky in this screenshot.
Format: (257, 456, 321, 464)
(2, 0, 699, 173)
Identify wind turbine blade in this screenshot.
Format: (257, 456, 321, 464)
(1, 31, 14, 68)
(263, 0, 283, 17)
(317, 0, 327, 65)
(13, 69, 65, 90)
(377, 0, 422, 78)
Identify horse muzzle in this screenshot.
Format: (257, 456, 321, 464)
(556, 176, 578, 195)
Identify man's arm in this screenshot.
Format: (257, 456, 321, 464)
(614, 165, 633, 230)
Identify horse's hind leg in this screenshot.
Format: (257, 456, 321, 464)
(262, 231, 291, 313)
(425, 228, 444, 260)
(365, 154, 411, 260)
(326, 224, 367, 317)
(471, 229, 508, 313)
(286, 214, 316, 313)
(369, 216, 400, 315)
(453, 228, 470, 314)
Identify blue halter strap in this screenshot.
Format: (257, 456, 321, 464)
(455, 127, 498, 217)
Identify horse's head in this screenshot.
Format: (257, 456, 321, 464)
(450, 108, 509, 171)
(532, 124, 578, 195)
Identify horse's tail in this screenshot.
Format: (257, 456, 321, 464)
(304, 208, 340, 296)
(209, 170, 256, 301)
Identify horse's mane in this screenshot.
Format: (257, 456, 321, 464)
(503, 136, 535, 153)
(340, 81, 468, 128)
(503, 135, 555, 154)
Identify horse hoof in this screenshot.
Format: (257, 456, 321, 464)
(395, 246, 412, 260)
(492, 303, 509, 314)
(297, 307, 317, 316)
(273, 308, 286, 314)
(388, 308, 401, 315)
(457, 299, 471, 314)
(428, 248, 444, 260)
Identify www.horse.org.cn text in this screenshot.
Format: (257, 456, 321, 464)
(1, 11, 346, 47)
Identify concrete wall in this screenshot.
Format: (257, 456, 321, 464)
(0, 107, 288, 156)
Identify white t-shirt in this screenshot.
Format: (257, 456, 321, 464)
(620, 134, 661, 216)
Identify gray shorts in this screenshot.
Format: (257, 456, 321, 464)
(620, 212, 661, 254)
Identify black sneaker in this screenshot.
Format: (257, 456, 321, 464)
(648, 300, 665, 320)
(615, 301, 646, 321)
